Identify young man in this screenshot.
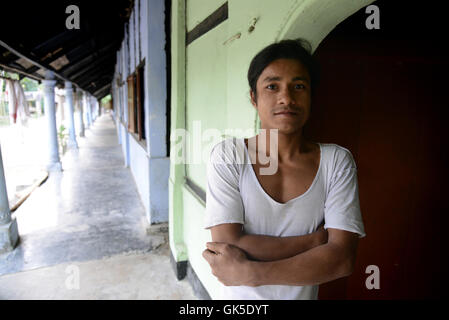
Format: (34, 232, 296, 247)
(203, 39, 366, 300)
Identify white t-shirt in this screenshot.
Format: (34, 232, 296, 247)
(204, 138, 366, 300)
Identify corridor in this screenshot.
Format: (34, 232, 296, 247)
(0, 114, 196, 299)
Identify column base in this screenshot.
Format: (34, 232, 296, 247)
(47, 162, 63, 172)
(0, 217, 19, 254)
(67, 140, 78, 149)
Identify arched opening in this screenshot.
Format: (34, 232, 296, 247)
(276, 0, 375, 51)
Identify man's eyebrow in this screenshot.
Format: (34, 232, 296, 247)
(262, 76, 281, 82)
(262, 76, 310, 83)
(292, 76, 310, 83)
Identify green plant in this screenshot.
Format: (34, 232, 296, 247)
(58, 125, 68, 154)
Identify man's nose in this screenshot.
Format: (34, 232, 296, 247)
(278, 87, 296, 106)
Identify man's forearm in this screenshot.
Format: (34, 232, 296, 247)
(235, 230, 325, 262)
(246, 242, 353, 287)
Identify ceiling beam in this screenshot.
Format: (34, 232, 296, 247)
(93, 83, 112, 97)
(32, 30, 80, 57)
(67, 51, 116, 80)
(79, 72, 111, 91)
(0, 63, 43, 82)
(38, 36, 91, 68)
(0, 39, 70, 83)
(71, 59, 114, 83)
(59, 42, 118, 76)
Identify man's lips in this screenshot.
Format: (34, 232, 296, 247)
(274, 110, 298, 116)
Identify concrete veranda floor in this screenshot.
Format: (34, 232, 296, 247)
(0, 113, 197, 300)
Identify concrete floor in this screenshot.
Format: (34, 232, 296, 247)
(0, 113, 197, 300)
(0, 243, 196, 300)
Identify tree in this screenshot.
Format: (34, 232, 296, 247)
(20, 78, 39, 92)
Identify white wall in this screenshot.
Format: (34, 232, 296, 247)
(111, 0, 169, 225)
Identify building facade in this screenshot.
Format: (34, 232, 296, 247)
(111, 0, 170, 226)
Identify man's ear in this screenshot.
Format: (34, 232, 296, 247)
(250, 91, 257, 109)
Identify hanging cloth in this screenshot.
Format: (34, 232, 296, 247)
(14, 80, 30, 125)
(5, 79, 18, 124)
(0, 78, 4, 114)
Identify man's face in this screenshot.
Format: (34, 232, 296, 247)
(251, 58, 312, 135)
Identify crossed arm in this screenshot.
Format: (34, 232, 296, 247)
(203, 223, 359, 287)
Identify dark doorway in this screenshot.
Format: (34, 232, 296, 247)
(306, 0, 448, 299)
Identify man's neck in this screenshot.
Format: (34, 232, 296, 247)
(253, 129, 311, 164)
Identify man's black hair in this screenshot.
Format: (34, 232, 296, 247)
(247, 39, 320, 102)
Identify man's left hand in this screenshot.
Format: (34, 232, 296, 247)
(202, 242, 254, 287)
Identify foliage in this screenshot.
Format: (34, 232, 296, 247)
(101, 95, 112, 105)
(20, 78, 39, 92)
(58, 125, 69, 154)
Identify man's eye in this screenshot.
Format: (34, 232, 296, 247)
(295, 84, 306, 90)
(267, 84, 277, 90)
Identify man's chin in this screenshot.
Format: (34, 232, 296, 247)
(261, 121, 305, 135)
(274, 126, 303, 136)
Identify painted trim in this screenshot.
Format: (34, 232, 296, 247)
(187, 261, 212, 300)
(169, 0, 188, 264)
(170, 250, 187, 280)
(185, 178, 206, 204)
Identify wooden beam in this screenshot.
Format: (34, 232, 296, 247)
(59, 42, 118, 76)
(93, 83, 111, 97)
(0, 63, 42, 82)
(73, 60, 114, 87)
(68, 52, 116, 80)
(32, 30, 80, 57)
(186, 2, 228, 46)
(84, 76, 112, 93)
(0, 39, 70, 82)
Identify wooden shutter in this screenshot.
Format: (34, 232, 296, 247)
(127, 75, 135, 133)
(136, 67, 143, 140)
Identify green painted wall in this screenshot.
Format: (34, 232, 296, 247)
(170, 0, 374, 299)
(186, 0, 228, 32)
(185, 20, 229, 189)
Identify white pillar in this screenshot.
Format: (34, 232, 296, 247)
(91, 97, 98, 122)
(36, 95, 43, 116)
(97, 99, 102, 117)
(43, 72, 62, 172)
(65, 82, 78, 149)
(86, 93, 93, 127)
(78, 91, 85, 137)
(57, 93, 65, 125)
(0, 145, 19, 254)
(82, 92, 89, 129)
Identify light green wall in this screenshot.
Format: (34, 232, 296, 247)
(170, 0, 374, 299)
(186, 0, 228, 32)
(182, 183, 222, 298)
(185, 20, 229, 189)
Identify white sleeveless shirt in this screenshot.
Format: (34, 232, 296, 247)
(204, 138, 366, 300)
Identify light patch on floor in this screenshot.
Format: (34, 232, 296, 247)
(0, 244, 198, 300)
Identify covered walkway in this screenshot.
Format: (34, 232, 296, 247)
(0, 113, 196, 299)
